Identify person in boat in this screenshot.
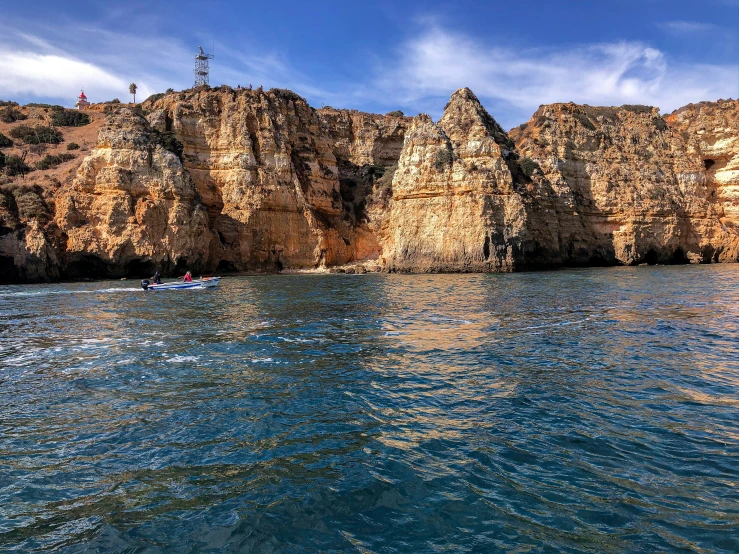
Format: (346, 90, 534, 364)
(151, 271, 162, 284)
(183, 271, 193, 283)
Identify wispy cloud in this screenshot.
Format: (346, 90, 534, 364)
(373, 24, 739, 127)
(0, 17, 736, 129)
(0, 21, 189, 103)
(0, 19, 316, 107)
(658, 20, 719, 34)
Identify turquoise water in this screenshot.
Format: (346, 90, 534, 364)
(1, 267, 738, 553)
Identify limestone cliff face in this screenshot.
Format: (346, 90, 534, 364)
(667, 100, 739, 225)
(0, 185, 60, 282)
(142, 89, 410, 272)
(511, 101, 739, 265)
(379, 89, 559, 272)
(2, 87, 739, 283)
(54, 108, 210, 278)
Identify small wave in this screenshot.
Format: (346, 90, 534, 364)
(1, 287, 137, 298)
(515, 317, 592, 332)
(1, 290, 94, 297)
(96, 287, 139, 293)
(167, 355, 200, 363)
(251, 357, 274, 363)
(279, 336, 315, 343)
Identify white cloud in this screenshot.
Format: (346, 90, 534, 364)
(658, 21, 719, 34)
(0, 21, 314, 107)
(374, 25, 739, 128)
(0, 23, 185, 104)
(0, 18, 735, 129)
(0, 49, 128, 102)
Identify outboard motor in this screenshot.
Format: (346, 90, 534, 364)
(141, 279, 150, 291)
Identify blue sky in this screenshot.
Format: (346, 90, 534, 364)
(1, 0, 737, 128)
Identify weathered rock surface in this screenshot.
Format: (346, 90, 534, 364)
(0, 185, 60, 282)
(143, 89, 410, 273)
(54, 108, 210, 278)
(667, 100, 739, 224)
(511, 100, 739, 265)
(1, 87, 738, 282)
(379, 89, 551, 272)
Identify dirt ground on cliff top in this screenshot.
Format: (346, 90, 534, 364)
(0, 105, 103, 190)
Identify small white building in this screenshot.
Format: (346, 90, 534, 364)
(75, 90, 89, 110)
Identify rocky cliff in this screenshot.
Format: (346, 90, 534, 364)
(143, 89, 409, 273)
(510, 99, 739, 265)
(378, 89, 560, 272)
(1, 88, 738, 282)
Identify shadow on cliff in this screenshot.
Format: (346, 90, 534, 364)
(511, 106, 702, 268)
(61, 251, 208, 281)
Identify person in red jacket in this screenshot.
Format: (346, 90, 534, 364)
(183, 271, 193, 282)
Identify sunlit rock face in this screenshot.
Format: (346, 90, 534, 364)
(142, 88, 410, 272)
(54, 108, 210, 279)
(666, 100, 739, 252)
(2, 87, 739, 283)
(511, 100, 739, 265)
(378, 88, 562, 272)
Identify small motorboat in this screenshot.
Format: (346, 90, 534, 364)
(141, 277, 221, 291)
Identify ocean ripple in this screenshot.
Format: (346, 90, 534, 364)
(1, 266, 738, 552)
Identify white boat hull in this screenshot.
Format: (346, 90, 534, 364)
(146, 277, 220, 291)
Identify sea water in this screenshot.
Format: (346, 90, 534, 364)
(1, 267, 737, 552)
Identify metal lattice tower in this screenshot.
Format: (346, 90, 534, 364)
(193, 46, 214, 87)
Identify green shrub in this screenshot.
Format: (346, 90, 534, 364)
(364, 164, 385, 179)
(269, 88, 304, 102)
(3, 154, 32, 176)
(166, 88, 175, 94)
(8, 125, 64, 145)
(574, 112, 596, 131)
(110, 99, 121, 104)
(49, 106, 90, 127)
(0, 133, 13, 148)
(145, 93, 165, 103)
(66, 142, 80, 150)
(8, 185, 49, 222)
(0, 107, 27, 123)
(621, 104, 653, 115)
(434, 148, 453, 171)
(0, 101, 19, 107)
(24, 103, 54, 109)
(370, 164, 397, 205)
(520, 157, 541, 177)
(385, 110, 404, 117)
(652, 117, 668, 132)
(35, 153, 76, 170)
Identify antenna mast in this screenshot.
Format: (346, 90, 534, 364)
(193, 45, 214, 87)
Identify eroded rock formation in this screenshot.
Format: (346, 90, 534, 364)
(511, 100, 739, 265)
(0, 185, 60, 282)
(1, 86, 738, 282)
(143, 89, 410, 273)
(54, 108, 210, 278)
(378, 89, 557, 272)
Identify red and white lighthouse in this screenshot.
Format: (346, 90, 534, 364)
(75, 90, 89, 110)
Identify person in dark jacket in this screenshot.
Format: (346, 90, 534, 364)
(152, 271, 162, 284)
